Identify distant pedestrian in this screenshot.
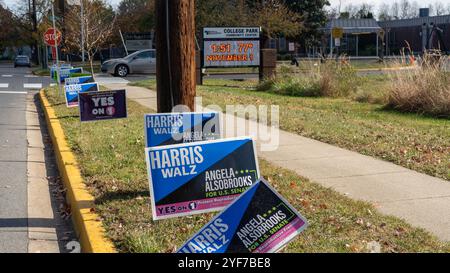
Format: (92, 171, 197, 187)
(291, 55, 299, 67)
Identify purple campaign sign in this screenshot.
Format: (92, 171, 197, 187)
(178, 179, 308, 253)
(79, 90, 127, 122)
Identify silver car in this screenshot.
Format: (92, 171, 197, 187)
(101, 49, 156, 77)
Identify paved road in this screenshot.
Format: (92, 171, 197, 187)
(0, 64, 51, 91)
(0, 63, 75, 253)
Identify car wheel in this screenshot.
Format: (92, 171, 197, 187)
(115, 65, 129, 77)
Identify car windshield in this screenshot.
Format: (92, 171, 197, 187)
(17, 57, 28, 61)
(124, 52, 141, 60)
(124, 51, 154, 60)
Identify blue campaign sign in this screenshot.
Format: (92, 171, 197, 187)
(65, 76, 94, 86)
(64, 83, 99, 108)
(50, 64, 72, 78)
(145, 137, 260, 220)
(178, 179, 308, 253)
(144, 112, 221, 148)
(58, 67, 83, 83)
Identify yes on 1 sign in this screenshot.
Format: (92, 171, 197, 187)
(178, 179, 308, 253)
(144, 112, 221, 147)
(64, 83, 99, 108)
(79, 90, 127, 122)
(145, 137, 260, 220)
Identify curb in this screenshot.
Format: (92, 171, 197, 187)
(39, 89, 116, 253)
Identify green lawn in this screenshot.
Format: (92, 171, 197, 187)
(131, 78, 450, 181)
(43, 87, 450, 253)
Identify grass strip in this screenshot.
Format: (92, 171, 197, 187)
(44, 87, 450, 253)
(131, 78, 449, 181)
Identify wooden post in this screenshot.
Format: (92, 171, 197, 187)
(155, 0, 196, 113)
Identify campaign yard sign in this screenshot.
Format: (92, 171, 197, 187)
(145, 137, 260, 220)
(65, 76, 94, 86)
(64, 83, 99, 108)
(50, 64, 72, 78)
(57, 67, 83, 83)
(79, 90, 127, 122)
(178, 179, 308, 253)
(144, 112, 221, 148)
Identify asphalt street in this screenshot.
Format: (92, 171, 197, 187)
(0, 63, 68, 253)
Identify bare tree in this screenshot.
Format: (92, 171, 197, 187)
(433, 1, 446, 16)
(65, 0, 115, 78)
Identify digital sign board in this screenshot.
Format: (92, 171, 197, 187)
(203, 27, 261, 68)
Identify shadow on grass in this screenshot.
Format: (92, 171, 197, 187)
(377, 105, 450, 120)
(56, 115, 80, 120)
(95, 190, 150, 205)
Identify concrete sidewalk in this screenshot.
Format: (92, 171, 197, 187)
(105, 83, 450, 242)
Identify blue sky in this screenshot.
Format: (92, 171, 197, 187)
(2, 0, 444, 12)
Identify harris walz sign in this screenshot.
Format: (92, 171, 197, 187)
(144, 112, 221, 148)
(178, 179, 308, 253)
(65, 83, 99, 108)
(79, 90, 127, 122)
(145, 137, 259, 220)
(65, 76, 94, 85)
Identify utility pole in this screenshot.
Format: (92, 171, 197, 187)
(155, 0, 196, 113)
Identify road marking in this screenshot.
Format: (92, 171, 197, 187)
(24, 75, 38, 78)
(24, 83, 42, 89)
(0, 83, 9, 88)
(0, 91, 27, 94)
(2, 75, 13, 77)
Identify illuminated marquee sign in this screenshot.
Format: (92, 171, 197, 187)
(203, 27, 261, 68)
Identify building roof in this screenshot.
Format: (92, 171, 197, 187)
(378, 14, 450, 28)
(322, 19, 382, 34)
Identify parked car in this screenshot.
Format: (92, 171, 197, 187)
(101, 49, 156, 77)
(14, 55, 31, 68)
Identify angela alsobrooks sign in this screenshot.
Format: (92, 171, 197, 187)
(178, 179, 308, 253)
(144, 112, 221, 147)
(79, 90, 127, 122)
(64, 83, 99, 108)
(145, 137, 260, 220)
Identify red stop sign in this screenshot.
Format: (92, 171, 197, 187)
(44, 28, 62, 46)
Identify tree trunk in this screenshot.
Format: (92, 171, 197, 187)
(155, 0, 196, 113)
(88, 53, 95, 81)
